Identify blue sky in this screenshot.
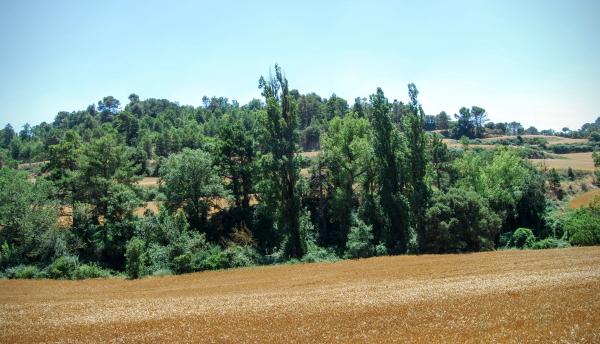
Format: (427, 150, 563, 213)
(1, 0, 599, 131)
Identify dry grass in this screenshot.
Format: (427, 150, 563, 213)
(569, 189, 600, 209)
(136, 177, 160, 188)
(530, 152, 596, 171)
(1, 247, 599, 343)
(299, 151, 321, 159)
(482, 135, 588, 145)
(441, 139, 493, 149)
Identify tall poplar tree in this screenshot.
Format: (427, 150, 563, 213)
(258, 65, 303, 258)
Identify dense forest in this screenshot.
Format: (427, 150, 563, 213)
(1, 65, 600, 279)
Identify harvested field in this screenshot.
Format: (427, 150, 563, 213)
(1, 247, 599, 343)
(442, 139, 493, 149)
(569, 189, 600, 209)
(299, 150, 321, 158)
(136, 177, 160, 188)
(482, 135, 588, 145)
(530, 152, 595, 171)
(17, 160, 49, 170)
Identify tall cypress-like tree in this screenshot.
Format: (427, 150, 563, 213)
(404, 83, 430, 253)
(216, 118, 256, 229)
(258, 65, 303, 258)
(370, 88, 409, 252)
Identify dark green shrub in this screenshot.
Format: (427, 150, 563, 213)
(0, 241, 10, 268)
(146, 243, 170, 274)
(73, 264, 111, 279)
(549, 144, 594, 154)
(301, 245, 339, 263)
(125, 238, 146, 279)
(565, 208, 600, 246)
(6, 265, 43, 279)
(531, 238, 571, 250)
(47, 256, 79, 279)
(423, 188, 501, 253)
(172, 252, 194, 274)
(374, 242, 388, 256)
(193, 244, 229, 270)
(344, 216, 374, 259)
(225, 245, 259, 268)
(511, 228, 536, 249)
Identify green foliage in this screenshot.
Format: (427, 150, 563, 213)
(370, 87, 409, 252)
(5, 265, 43, 279)
(510, 228, 536, 249)
(146, 243, 170, 274)
(455, 149, 547, 233)
(565, 207, 600, 246)
(215, 118, 256, 228)
(73, 264, 111, 279)
(194, 244, 229, 270)
(375, 242, 388, 256)
(0, 168, 58, 266)
(75, 134, 137, 219)
(1, 67, 571, 278)
(0, 242, 10, 268)
(344, 215, 374, 259)
(160, 148, 228, 234)
(430, 134, 452, 190)
(423, 188, 501, 253)
(593, 151, 600, 168)
(172, 253, 194, 274)
(125, 238, 146, 279)
(322, 113, 373, 248)
(404, 84, 430, 253)
(257, 64, 303, 258)
(301, 245, 339, 263)
(549, 144, 594, 154)
(224, 245, 260, 268)
(47, 255, 79, 279)
(530, 238, 571, 250)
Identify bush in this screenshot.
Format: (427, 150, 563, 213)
(423, 188, 501, 253)
(225, 245, 259, 268)
(374, 242, 388, 256)
(47, 256, 79, 279)
(549, 144, 594, 154)
(151, 268, 173, 276)
(73, 264, 110, 279)
(0, 241, 10, 268)
(146, 243, 170, 274)
(6, 265, 43, 279)
(510, 228, 536, 249)
(193, 244, 229, 270)
(344, 215, 374, 259)
(565, 208, 600, 246)
(301, 245, 339, 263)
(172, 252, 194, 274)
(125, 238, 146, 279)
(531, 238, 571, 250)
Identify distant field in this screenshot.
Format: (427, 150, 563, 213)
(136, 176, 160, 187)
(481, 135, 588, 145)
(1, 247, 599, 343)
(530, 152, 595, 171)
(569, 189, 600, 209)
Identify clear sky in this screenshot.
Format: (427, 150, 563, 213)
(1, 0, 599, 131)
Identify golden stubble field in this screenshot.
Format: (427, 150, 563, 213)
(1, 247, 600, 343)
(530, 152, 596, 171)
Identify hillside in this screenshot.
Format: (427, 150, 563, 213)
(1, 247, 599, 343)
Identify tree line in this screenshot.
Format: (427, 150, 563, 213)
(1, 65, 599, 279)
